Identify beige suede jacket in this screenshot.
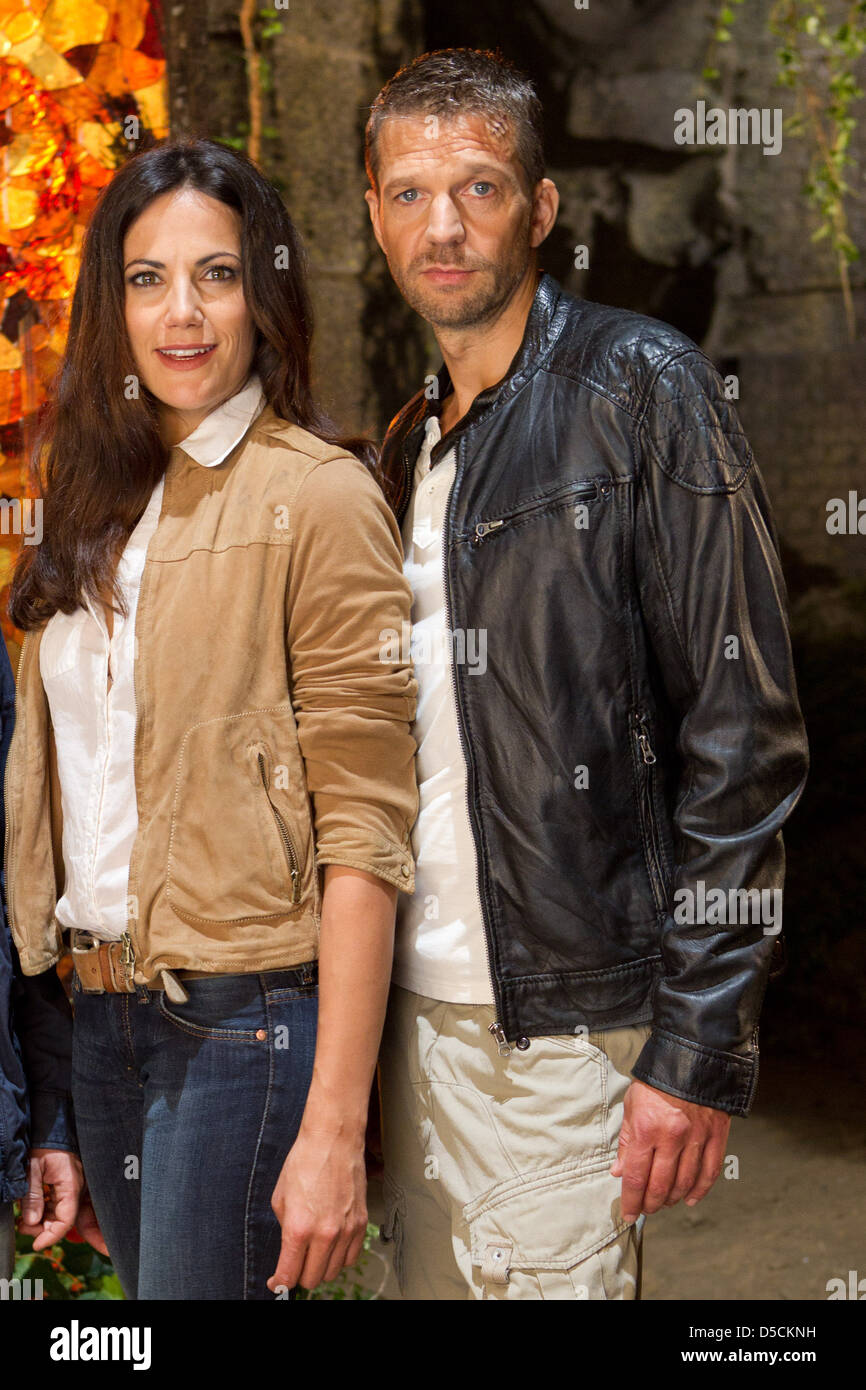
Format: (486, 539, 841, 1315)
(4, 404, 419, 988)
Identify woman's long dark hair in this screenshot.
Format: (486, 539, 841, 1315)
(10, 138, 378, 630)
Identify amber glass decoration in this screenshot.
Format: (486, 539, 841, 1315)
(0, 0, 168, 655)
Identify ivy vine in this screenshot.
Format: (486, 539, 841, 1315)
(225, 2, 288, 165)
(705, 0, 866, 339)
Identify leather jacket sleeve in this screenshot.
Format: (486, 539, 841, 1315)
(629, 348, 809, 1115)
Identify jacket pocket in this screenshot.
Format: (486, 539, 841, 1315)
(467, 476, 613, 545)
(254, 747, 302, 905)
(630, 707, 667, 915)
(166, 705, 312, 926)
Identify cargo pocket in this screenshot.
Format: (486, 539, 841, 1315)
(464, 1154, 638, 1300)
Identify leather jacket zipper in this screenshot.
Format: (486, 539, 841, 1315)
(441, 439, 520, 1057)
(633, 710, 666, 914)
(471, 478, 612, 545)
(397, 438, 413, 528)
(257, 752, 301, 903)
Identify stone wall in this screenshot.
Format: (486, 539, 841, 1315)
(426, 0, 866, 580)
(163, 0, 865, 580)
(162, 0, 429, 440)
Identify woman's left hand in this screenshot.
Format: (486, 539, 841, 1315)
(264, 863, 397, 1296)
(267, 1126, 368, 1294)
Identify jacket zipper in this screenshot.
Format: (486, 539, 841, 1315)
(85, 593, 116, 951)
(397, 439, 413, 528)
(257, 753, 301, 904)
(633, 710, 666, 914)
(441, 439, 516, 1057)
(471, 478, 612, 545)
(126, 500, 166, 986)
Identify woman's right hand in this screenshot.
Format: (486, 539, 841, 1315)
(267, 1125, 368, 1294)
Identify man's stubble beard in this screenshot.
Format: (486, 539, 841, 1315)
(389, 235, 532, 332)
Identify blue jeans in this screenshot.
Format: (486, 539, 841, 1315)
(0, 1200, 14, 1282)
(70, 964, 318, 1299)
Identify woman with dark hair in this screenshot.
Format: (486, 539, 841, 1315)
(4, 138, 419, 1300)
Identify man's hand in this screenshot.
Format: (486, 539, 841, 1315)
(267, 1128, 368, 1294)
(611, 1079, 731, 1222)
(17, 1149, 109, 1255)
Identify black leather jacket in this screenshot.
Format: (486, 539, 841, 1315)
(378, 272, 809, 1117)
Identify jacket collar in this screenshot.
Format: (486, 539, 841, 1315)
(388, 271, 570, 517)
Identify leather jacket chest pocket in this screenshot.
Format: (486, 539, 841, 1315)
(467, 477, 613, 548)
(166, 706, 312, 925)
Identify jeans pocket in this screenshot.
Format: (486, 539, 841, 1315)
(156, 973, 269, 1042)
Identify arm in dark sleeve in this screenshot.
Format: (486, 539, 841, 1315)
(10, 947, 78, 1153)
(630, 348, 809, 1115)
(1, 635, 77, 1153)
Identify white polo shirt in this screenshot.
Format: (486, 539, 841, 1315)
(40, 375, 265, 942)
(392, 414, 494, 1004)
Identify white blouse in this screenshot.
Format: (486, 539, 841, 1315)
(40, 376, 265, 941)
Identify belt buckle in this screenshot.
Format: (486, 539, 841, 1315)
(71, 934, 108, 994)
(71, 929, 100, 953)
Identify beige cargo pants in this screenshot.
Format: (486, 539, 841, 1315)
(378, 983, 653, 1300)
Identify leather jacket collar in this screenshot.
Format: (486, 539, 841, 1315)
(382, 270, 570, 523)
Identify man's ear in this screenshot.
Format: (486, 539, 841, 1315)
(530, 177, 559, 249)
(364, 188, 385, 252)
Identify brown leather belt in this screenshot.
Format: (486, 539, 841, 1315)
(69, 931, 212, 995)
